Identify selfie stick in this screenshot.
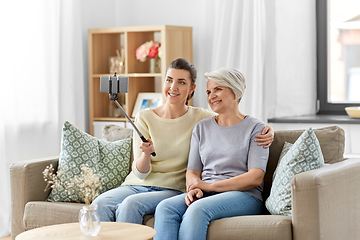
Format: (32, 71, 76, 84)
(108, 74, 156, 157)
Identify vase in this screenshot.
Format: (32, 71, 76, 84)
(150, 58, 160, 73)
(78, 204, 101, 236)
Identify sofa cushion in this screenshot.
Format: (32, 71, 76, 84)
(206, 215, 292, 240)
(102, 124, 133, 142)
(141, 214, 292, 240)
(265, 128, 325, 216)
(263, 125, 345, 209)
(23, 201, 84, 230)
(47, 121, 131, 203)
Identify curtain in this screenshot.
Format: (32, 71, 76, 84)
(0, 0, 86, 237)
(196, 0, 266, 120)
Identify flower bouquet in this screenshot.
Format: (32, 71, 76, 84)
(43, 164, 102, 205)
(43, 164, 103, 236)
(136, 40, 161, 73)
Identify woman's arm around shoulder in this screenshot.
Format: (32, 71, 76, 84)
(255, 125, 274, 148)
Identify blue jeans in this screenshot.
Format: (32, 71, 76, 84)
(92, 185, 181, 224)
(154, 191, 263, 240)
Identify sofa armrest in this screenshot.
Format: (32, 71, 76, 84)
(10, 156, 59, 239)
(291, 158, 360, 240)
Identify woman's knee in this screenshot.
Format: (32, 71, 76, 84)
(120, 195, 142, 211)
(155, 198, 174, 215)
(186, 201, 208, 217)
(155, 196, 185, 220)
(92, 194, 109, 209)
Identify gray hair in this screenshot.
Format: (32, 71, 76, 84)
(204, 68, 246, 102)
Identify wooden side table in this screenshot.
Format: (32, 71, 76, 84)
(15, 222, 156, 240)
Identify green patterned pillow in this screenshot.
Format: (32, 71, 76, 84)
(265, 128, 324, 216)
(98, 139, 131, 190)
(272, 142, 293, 180)
(47, 121, 131, 203)
(279, 142, 293, 160)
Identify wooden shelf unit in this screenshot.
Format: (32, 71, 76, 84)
(88, 25, 193, 135)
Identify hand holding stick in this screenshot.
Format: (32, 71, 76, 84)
(111, 96, 156, 157)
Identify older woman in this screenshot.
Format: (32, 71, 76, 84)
(154, 68, 269, 240)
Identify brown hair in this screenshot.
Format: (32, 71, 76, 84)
(167, 58, 197, 105)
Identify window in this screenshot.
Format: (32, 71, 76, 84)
(317, 0, 360, 114)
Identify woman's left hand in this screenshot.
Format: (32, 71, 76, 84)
(255, 125, 274, 148)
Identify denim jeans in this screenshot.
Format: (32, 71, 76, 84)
(92, 185, 182, 224)
(154, 191, 263, 240)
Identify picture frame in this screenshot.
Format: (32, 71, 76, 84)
(132, 93, 164, 117)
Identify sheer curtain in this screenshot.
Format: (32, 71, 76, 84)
(0, 0, 86, 237)
(196, 0, 266, 120)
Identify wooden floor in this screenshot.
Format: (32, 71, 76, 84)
(0, 235, 10, 240)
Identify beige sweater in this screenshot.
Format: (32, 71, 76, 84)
(122, 106, 215, 192)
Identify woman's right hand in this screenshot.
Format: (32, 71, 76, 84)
(255, 125, 274, 148)
(139, 138, 155, 157)
(185, 188, 203, 206)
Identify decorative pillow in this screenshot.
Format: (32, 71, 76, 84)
(102, 124, 134, 164)
(265, 128, 325, 216)
(47, 121, 131, 203)
(279, 142, 293, 161)
(272, 142, 293, 180)
(97, 139, 131, 190)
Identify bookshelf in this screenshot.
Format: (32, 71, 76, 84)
(88, 25, 193, 135)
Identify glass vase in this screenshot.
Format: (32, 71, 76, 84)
(79, 204, 101, 236)
(150, 57, 160, 73)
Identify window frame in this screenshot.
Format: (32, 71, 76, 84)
(317, 0, 360, 115)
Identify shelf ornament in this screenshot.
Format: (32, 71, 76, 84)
(109, 49, 125, 74)
(135, 40, 161, 73)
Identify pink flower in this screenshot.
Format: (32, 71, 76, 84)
(136, 45, 149, 62)
(135, 41, 161, 61)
